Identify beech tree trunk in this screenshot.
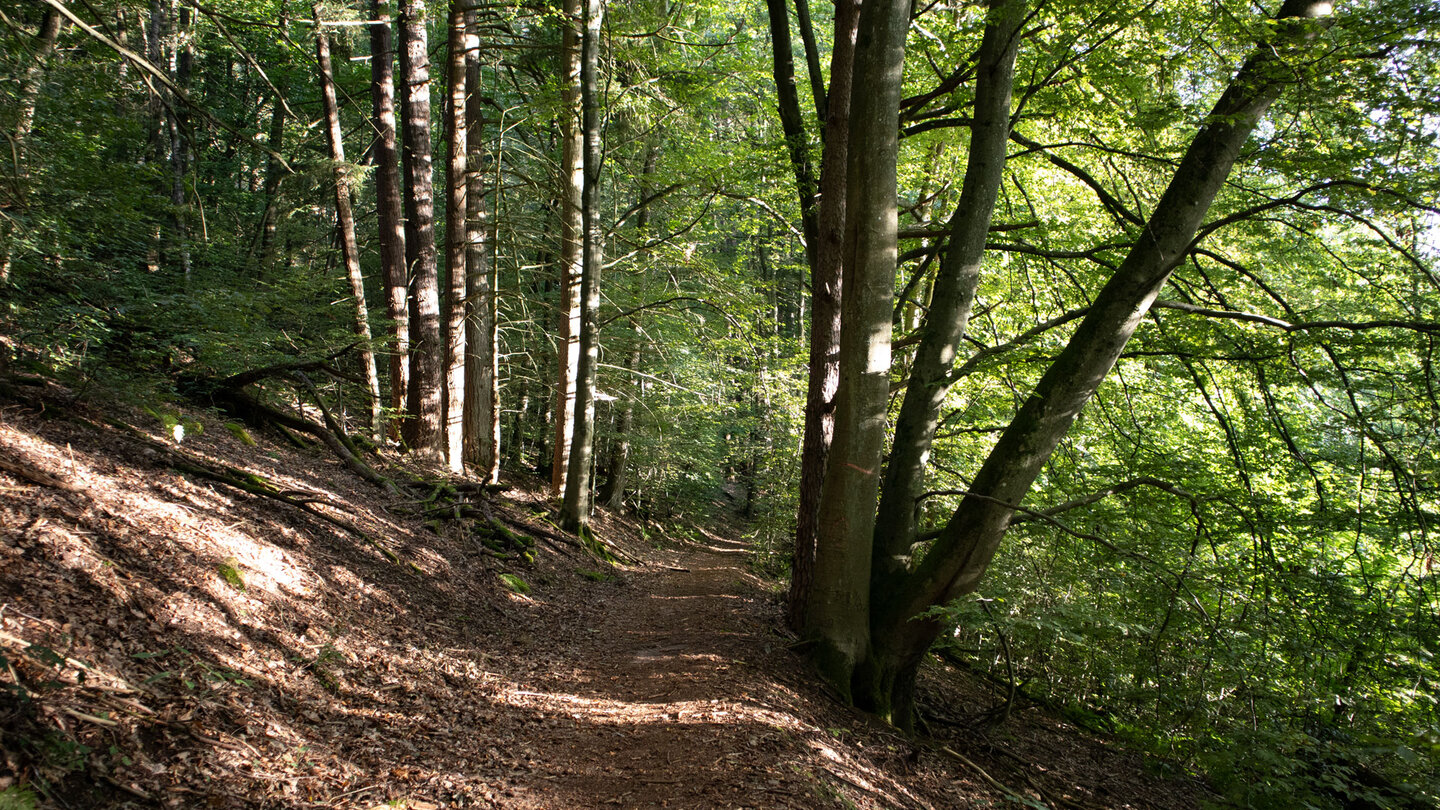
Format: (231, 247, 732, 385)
(857, 0, 1335, 728)
(370, 0, 408, 442)
(397, 0, 445, 459)
(787, 0, 860, 631)
(551, 0, 585, 498)
(870, 0, 1025, 602)
(443, 0, 468, 473)
(802, 0, 911, 699)
(560, 0, 603, 534)
(314, 6, 383, 442)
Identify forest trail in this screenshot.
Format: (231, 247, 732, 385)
(493, 530, 845, 808)
(0, 377, 1214, 809)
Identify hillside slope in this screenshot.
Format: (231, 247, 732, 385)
(0, 374, 1214, 808)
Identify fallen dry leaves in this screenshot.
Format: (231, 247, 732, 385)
(0, 376, 1215, 809)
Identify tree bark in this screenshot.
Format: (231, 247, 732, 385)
(168, 0, 193, 282)
(370, 0, 409, 442)
(870, 0, 1025, 603)
(443, 0, 469, 473)
(802, 0, 910, 698)
(253, 73, 287, 274)
(462, 5, 500, 483)
(763, 0, 819, 260)
(788, 0, 860, 631)
(0, 6, 64, 282)
(598, 139, 657, 510)
(560, 0, 603, 534)
(397, 0, 446, 459)
(859, 0, 1335, 729)
(314, 5, 384, 443)
(599, 332, 638, 509)
(552, 0, 585, 498)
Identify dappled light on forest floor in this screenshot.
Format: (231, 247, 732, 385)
(1, 380, 1217, 808)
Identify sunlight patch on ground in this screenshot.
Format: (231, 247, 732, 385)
(500, 685, 803, 730)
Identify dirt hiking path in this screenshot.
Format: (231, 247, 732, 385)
(498, 530, 853, 808)
(0, 380, 1214, 809)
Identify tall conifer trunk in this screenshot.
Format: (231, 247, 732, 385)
(370, 0, 408, 442)
(443, 0, 468, 473)
(397, 0, 445, 459)
(462, 5, 500, 482)
(560, 0, 603, 534)
(552, 0, 584, 497)
(314, 6, 383, 442)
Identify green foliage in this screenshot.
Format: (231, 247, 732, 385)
(216, 557, 246, 591)
(497, 573, 531, 595)
(0, 787, 39, 810)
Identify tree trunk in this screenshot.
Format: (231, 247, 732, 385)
(871, 0, 1025, 602)
(370, 0, 409, 442)
(598, 136, 657, 510)
(600, 326, 639, 509)
(168, 0, 193, 282)
(802, 0, 910, 698)
(314, 5, 384, 443)
(397, 0, 445, 459)
(551, 0, 584, 497)
(763, 0, 819, 258)
(859, 0, 1335, 729)
(443, 0, 468, 473)
(252, 75, 286, 274)
(462, 5, 500, 483)
(0, 6, 64, 282)
(560, 0, 603, 534)
(789, 0, 860, 631)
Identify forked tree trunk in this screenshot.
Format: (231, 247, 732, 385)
(788, 0, 860, 631)
(397, 0, 445, 459)
(370, 0, 408, 441)
(870, 0, 1025, 606)
(560, 0, 603, 534)
(314, 6, 384, 442)
(802, 0, 911, 699)
(442, 0, 468, 473)
(857, 0, 1334, 729)
(551, 0, 584, 498)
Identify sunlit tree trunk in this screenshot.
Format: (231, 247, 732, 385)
(552, 0, 584, 497)
(462, 5, 499, 482)
(560, 0, 603, 534)
(870, 0, 1025, 611)
(314, 5, 383, 442)
(788, 0, 860, 631)
(442, 0, 469, 473)
(397, 0, 445, 459)
(802, 0, 910, 698)
(859, 0, 1335, 729)
(370, 0, 408, 442)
